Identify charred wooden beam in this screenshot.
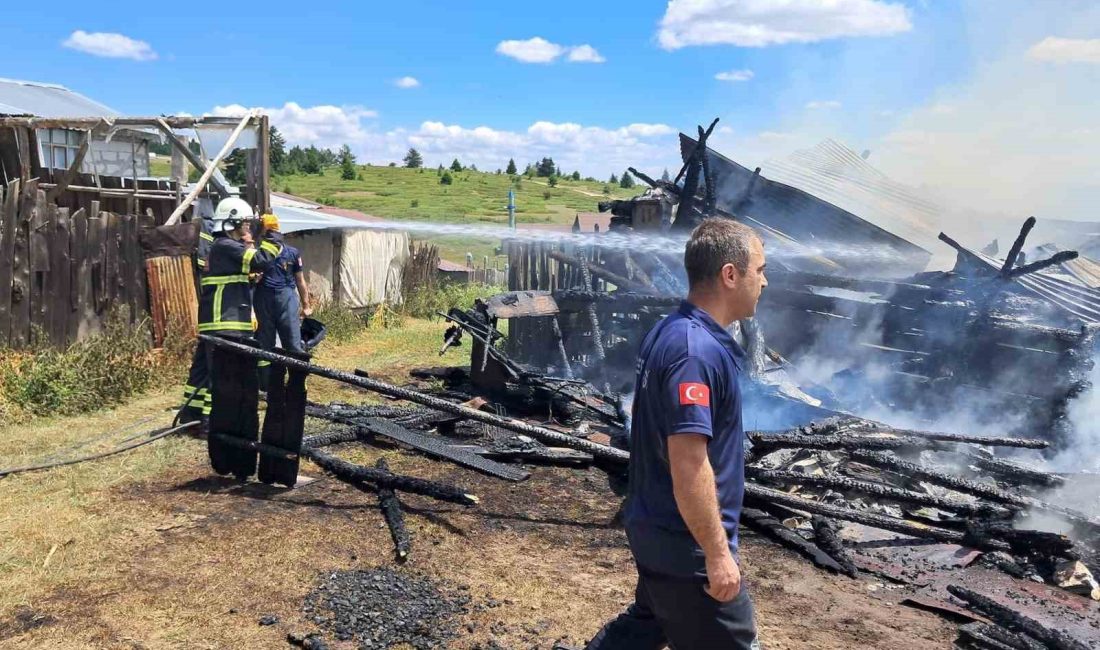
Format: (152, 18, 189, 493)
(1005, 251, 1079, 279)
(375, 458, 411, 562)
(739, 507, 848, 575)
(302, 447, 478, 505)
(747, 468, 1017, 518)
(963, 521, 1076, 559)
(578, 253, 608, 364)
(547, 250, 647, 292)
(810, 516, 858, 577)
(301, 428, 357, 449)
(748, 430, 950, 453)
(958, 623, 1046, 650)
(958, 450, 1065, 487)
(744, 484, 1008, 550)
(947, 585, 1090, 650)
(883, 429, 1049, 450)
(199, 335, 630, 463)
(551, 290, 680, 312)
(1001, 217, 1037, 277)
(849, 450, 1028, 507)
(305, 405, 530, 482)
(674, 118, 720, 185)
(699, 124, 717, 214)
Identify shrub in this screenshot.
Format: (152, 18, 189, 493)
(401, 282, 502, 320)
(282, 183, 294, 194)
(0, 309, 165, 417)
(310, 300, 365, 344)
(543, 190, 552, 200)
(440, 171, 453, 185)
(410, 199, 419, 208)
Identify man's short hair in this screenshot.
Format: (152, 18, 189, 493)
(684, 218, 760, 288)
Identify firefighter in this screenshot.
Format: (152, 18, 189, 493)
(254, 213, 312, 386)
(179, 198, 284, 426)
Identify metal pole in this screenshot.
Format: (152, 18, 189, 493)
(508, 189, 516, 230)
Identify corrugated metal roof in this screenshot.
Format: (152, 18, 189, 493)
(0, 77, 120, 117)
(761, 139, 943, 254)
(681, 133, 932, 276)
(1032, 244, 1100, 289)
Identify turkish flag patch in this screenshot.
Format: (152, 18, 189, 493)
(678, 382, 711, 407)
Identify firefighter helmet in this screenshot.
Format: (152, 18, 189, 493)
(213, 197, 255, 227)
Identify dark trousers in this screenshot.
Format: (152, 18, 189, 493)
(585, 573, 758, 650)
(181, 340, 213, 422)
(255, 287, 303, 354)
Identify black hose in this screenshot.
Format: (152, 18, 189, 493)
(0, 421, 198, 479)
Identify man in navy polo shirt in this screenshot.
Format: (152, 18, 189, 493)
(586, 218, 767, 650)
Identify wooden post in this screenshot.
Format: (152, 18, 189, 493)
(257, 114, 271, 214)
(15, 127, 30, 184)
(155, 119, 229, 199)
(45, 130, 90, 202)
(0, 179, 18, 346)
(165, 112, 254, 225)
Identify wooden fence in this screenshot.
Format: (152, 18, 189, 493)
(0, 178, 152, 349)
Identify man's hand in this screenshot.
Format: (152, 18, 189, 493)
(303, 306, 314, 317)
(241, 229, 255, 245)
(704, 550, 742, 602)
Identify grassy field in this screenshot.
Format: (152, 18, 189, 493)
(148, 156, 638, 263)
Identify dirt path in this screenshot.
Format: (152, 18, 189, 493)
(1, 433, 956, 649)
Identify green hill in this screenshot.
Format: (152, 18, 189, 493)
(148, 159, 640, 263)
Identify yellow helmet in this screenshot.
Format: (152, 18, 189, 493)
(260, 213, 280, 232)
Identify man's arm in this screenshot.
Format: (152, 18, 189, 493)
(668, 434, 741, 602)
(295, 271, 312, 316)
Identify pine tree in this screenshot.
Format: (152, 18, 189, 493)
(269, 126, 288, 175)
(619, 170, 635, 189)
(536, 157, 556, 177)
(403, 148, 423, 168)
(339, 145, 357, 180)
(450, 158, 463, 172)
(548, 175, 558, 187)
(661, 168, 671, 182)
(609, 173, 618, 184)
(506, 158, 518, 175)
(440, 170, 454, 185)
(571, 171, 581, 181)
(224, 148, 247, 185)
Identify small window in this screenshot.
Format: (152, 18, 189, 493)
(55, 147, 68, 169)
(36, 128, 82, 170)
(67, 130, 81, 145)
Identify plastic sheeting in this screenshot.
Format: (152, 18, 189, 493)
(284, 229, 409, 308)
(339, 229, 409, 307)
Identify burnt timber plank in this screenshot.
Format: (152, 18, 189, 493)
(29, 198, 53, 344)
(0, 179, 18, 346)
(10, 181, 38, 348)
(68, 208, 87, 344)
(52, 207, 71, 345)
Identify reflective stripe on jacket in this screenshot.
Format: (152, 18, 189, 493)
(198, 235, 282, 333)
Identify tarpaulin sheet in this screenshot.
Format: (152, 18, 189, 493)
(339, 229, 408, 308)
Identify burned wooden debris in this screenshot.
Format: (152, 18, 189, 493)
(375, 458, 411, 562)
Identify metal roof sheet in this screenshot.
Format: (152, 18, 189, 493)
(0, 77, 120, 117)
(761, 139, 944, 255)
(270, 204, 376, 234)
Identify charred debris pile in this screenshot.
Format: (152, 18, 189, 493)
(194, 119, 1100, 648)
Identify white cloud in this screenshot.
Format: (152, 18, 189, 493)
(62, 30, 157, 61)
(566, 44, 606, 63)
(209, 102, 378, 148)
(207, 102, 676, 177)
(715, 68, 754, 82)
(394, 76, 421, 89)
(496, 37, 606, 64)
(658, 0, 912, 49)
(1027, 37, 1100, 64)
(806, 100, 842, 110)
(496, 37, 565, 63)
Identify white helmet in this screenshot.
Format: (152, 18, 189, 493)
(213, 197, 255, 224)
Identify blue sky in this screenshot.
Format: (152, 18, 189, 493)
(3, 1, 1098, 219)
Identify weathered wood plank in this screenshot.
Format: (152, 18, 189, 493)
(0, 179, 19, 346)
(69, 208, 87, 344)
(53, 207, 72, 345)
(28, 198, 54, 344)
(104, 212, 119, 313)
(10, 181, 38, 347)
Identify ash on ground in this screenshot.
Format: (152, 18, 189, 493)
(302, 567, 471, 649)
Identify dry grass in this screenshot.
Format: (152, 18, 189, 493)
(0, 316, 956, 649)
